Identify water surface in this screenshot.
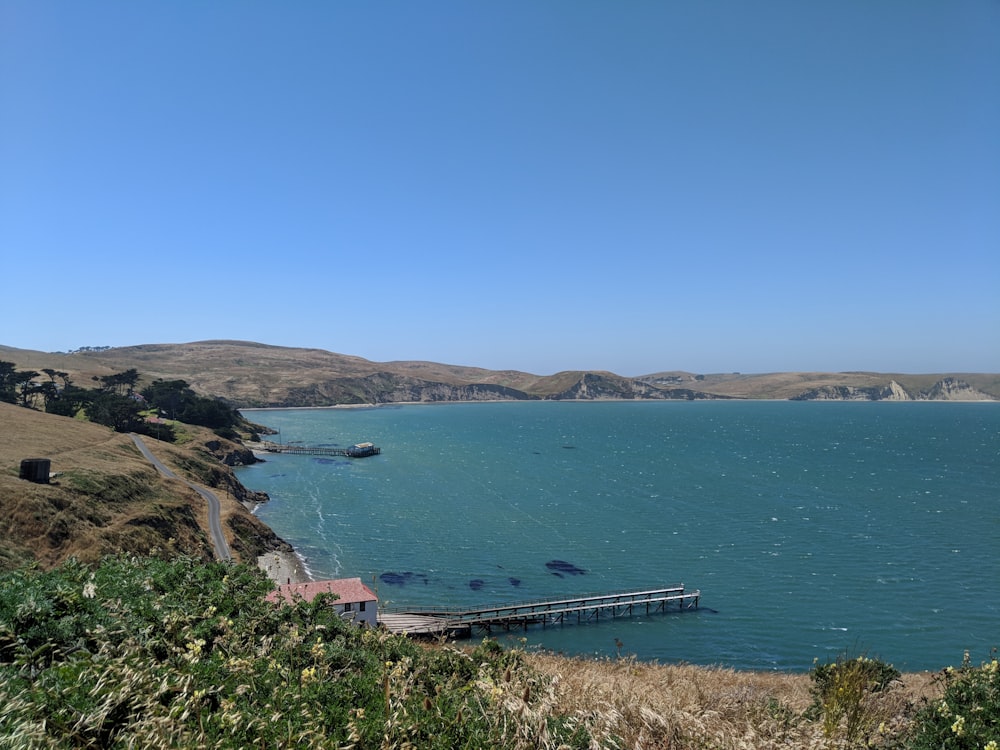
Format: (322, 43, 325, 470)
(237, 401, 999, 671)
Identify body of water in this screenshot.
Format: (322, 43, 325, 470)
(236, 401, 999, 671)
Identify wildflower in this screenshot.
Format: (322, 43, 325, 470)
(951, 715, 965, 736)
(984, 741, 998, 750)
(301, 666, 317, 684)
(186, 638, 206, 661)
(937, 700, 952, 717)
(82, 581, 97, 599)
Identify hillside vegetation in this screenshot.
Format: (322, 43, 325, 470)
(3, 341, 997, 407)
(3, 554, 983, 749)
(0, 402, 288, 572)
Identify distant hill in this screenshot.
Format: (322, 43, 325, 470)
(2, 341, 997, 406)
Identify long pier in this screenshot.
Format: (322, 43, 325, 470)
(378, 585, 700, 637)
(254, 441, 381, 458)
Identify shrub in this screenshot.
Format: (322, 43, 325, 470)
(906, 650, 1000, 750)
(0, 556, 584, 749)
(810, 651, 901, 746)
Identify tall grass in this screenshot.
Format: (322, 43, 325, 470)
(0, 556, 948, 748)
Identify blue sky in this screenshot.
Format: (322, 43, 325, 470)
(2, 2, 998, 375)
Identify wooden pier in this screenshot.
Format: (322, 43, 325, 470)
(379, 585, 700, 638)
(255, 441, 381, 458)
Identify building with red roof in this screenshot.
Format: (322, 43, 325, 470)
(266, 577, 378, 628)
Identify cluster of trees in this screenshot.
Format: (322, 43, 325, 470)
(0, 361, 244, 440)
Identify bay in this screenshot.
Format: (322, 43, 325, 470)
(236, 401, 1000, 671)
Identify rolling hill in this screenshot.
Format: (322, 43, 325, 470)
(2, 340, 997, 406)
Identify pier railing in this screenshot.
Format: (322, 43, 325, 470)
(379, 584, 700, 637)
(254, 441, 381, 458)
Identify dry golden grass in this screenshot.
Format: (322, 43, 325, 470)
(523, 652, 941, 749)
(0, 402, 286, 570)
(5, 342, 997, 406)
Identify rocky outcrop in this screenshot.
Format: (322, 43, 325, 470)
(268, 371, 730, 406)
(203, 438, 260, 466)
(795, 386, 882, 401)
(793, 378, 994, 401)
(920, 377, 994, 401)
(546, 373, 730, 401)
(277, 373, 533, 406)
(792, 380, 912, 401)
(792, 380, 913, 401)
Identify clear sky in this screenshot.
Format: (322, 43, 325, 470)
(2, 2, 998, 376)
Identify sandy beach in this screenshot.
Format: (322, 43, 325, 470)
(257, 550, 311, 585)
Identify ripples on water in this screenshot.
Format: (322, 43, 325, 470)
(238, 401, 1000, 671)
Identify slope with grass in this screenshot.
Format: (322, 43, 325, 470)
(0, 402, 290, 572)
(4, 341, 997, 406)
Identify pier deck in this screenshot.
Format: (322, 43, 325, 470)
(254, 441, 381, 458)
(379, 585, 700, 637)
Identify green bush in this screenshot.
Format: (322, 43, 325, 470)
(906, 651, 1000, 750)
(0, 556, 586, 749)
(810, 651, 901, 746)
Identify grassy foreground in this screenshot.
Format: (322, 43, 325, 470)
(3, 556, 995, 749)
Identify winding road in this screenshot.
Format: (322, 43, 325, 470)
(129, 433, 232, 562)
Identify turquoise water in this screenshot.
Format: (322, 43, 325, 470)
(236, 401, 1000, 671)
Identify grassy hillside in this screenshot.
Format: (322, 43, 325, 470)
(0, 402, 288, 571)
(4, 341, 997, 406)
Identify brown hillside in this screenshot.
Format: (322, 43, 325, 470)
(3, 341, 997, 405)
(0, 402, 289, 571)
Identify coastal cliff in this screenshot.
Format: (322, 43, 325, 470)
(2, 341, 997, 406)
(791, 377, 993, 401)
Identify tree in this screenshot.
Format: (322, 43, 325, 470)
(0, 361, 16, 404)
(98, 368, 140, 396)
(14, 370, 40, 408)
(86, 391, 144, 432)
(141, 379, 241, 433)
(45, 384, 92, 418)
(141, 379, 190, 419)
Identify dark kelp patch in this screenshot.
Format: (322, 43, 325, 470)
(379, 571, 429, 586)
(546, 560, 586, 576)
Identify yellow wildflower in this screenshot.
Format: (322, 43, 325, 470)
(186, 638, 206, 661)
(951, 715, 965, 736)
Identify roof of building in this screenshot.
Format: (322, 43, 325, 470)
(266, 577, 378, 606)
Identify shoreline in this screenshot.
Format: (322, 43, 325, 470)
(257, 549, 312, 586)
